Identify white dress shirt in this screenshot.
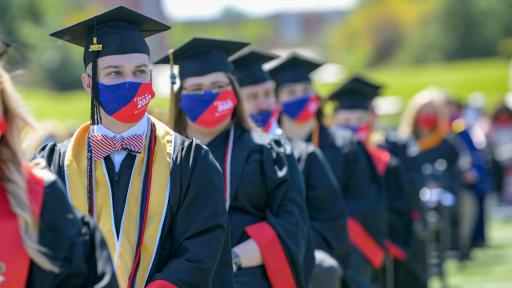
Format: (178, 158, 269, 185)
(92, 115, 148, 172)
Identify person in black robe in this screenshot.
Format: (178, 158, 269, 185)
(35, 7, 231, 287)
(0, 57, 116, 287)
(396, 87, 467, 287)
(230, 49, 349, 288)
(155, 37, 311, 288)
(26, 165, 118, 287)
(326, 76, 411, 288)
(268, 54, 385, 288)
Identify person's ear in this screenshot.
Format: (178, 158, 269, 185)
(82, 73, 92, 95)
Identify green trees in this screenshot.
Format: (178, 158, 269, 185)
(327, 0, 512, 68)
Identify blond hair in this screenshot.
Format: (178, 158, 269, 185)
(0, 67, 58, 272)
(398, 87, 451, 138)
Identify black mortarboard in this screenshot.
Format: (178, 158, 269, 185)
(49, 6, 170, 124)
(328, 76, 382, 111)
(267, 52, 324, 89)
(50, 6, 170, 67)
(229, 49, 278, 87)
(154, 37, 249, 80)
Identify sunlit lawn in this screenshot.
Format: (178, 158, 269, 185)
(431, 218, 512, 288)
(317, 57, 510, 111)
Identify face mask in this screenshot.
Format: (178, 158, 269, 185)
(97, 81, 155, 124)
(180, 89, 238, 129)
(341, 123, 371, 143)
(249, 107, 280, 133)
(281, 94, 320, 123)
(0, 117, 7, 138)
(415, 113, 438, 131)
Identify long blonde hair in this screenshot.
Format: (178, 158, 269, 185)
(398, 87, 451, 138)
(0, 67, 58, 272)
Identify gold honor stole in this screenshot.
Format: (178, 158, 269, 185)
(64, 117, 174, 287)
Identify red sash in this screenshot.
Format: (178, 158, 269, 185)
(347, 217, 386, 269)
(366, 146, 391, 176)
(0, 166, 45, 287)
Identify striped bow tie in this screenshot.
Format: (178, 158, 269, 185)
(90, 133, 145, 161)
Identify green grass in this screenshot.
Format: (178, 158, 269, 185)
(431, 218, 512, 288)
(316, 57, 510, 111)
(17, 56, 511, 123)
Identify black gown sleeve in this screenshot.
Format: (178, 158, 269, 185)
(303, 147, 350, 263)
(383, 157, 411, 249)
(245, 141, 310, 287)
(33, 140, 69, 184)
(148, 139, 232, 288)
(27, 175, 118, 287)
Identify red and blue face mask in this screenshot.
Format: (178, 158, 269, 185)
(98, 81, 155, 124)
(341, 123, 372, 143)
(281, 94, 320, 123)
(249, 107, 280, 133)
(180, 89, 238, 129)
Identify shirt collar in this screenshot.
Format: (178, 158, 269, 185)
(93, 114, 149, 138)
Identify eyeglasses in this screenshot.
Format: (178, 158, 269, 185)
(181, 82, 231, 94)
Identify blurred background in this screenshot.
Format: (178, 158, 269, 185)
(2, 0, 512, 123)
(2, 1, 512, 286)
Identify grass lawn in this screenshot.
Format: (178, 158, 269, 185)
(431, 217, 512, 288)
(17, 56, 511, 123)
(316, 57, 510, 111)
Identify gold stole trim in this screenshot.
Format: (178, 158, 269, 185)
(417, 128, 446, 152)
(64, 117, 174, 287)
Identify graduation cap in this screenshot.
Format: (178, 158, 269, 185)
(267, 52, 324, 89)
(51, 6, 170, 67)
(154, 37, 249, 80)
(328, 76, 383, 111)
(49, 6, 170, 124)
(229, 49, 278, 87)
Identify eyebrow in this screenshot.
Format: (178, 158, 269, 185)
(135, 64, 149, 69)
(101, 65, 122, 70)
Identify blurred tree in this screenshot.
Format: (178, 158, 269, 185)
(326, 0, 438, 68)
(327, 0, 512, 68)
(0, 0, 100, 90)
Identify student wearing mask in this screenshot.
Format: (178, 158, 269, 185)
(35, 7, 231, 287)
(155, 38, 311, 288)
(231, 49, 349, 288)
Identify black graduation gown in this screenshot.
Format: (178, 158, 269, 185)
(207, 126, 310, 288)
(16, 172, 118, 287)
(312, 126, 387, 244)
(382, 134, 428, 288)
(288, 138, 350, 270)
(413, 137, 462, 195)
(309, 125, 386, 288)
(382, 156, 410, 252)
(34, 132, 233, 288)
(383, 133, 424, 224)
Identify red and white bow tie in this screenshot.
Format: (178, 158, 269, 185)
(90, 133, 145, 161)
